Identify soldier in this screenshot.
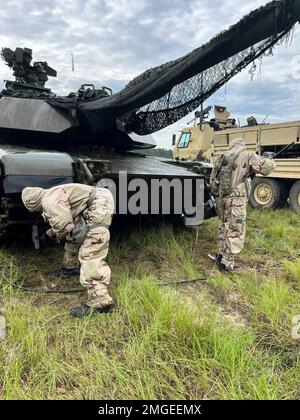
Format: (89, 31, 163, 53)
(210, 138, 276, 272)
(21, 183, 115, 318)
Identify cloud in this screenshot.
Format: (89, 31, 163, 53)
(0, 0, 299, 148)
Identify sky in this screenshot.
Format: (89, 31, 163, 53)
(0, 0, 300, 148)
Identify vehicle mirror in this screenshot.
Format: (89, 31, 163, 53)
(172, 134, 176, 147)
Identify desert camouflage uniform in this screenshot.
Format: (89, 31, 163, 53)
(214, 139, 276, 270)
(22, 184, 115, 308)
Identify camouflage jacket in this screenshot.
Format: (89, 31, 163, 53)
(41, 184, 114, 239)
(222, 138, 277, 197)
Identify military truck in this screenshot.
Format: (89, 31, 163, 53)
(173, 105, 300, 212)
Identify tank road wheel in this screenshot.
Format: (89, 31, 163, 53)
(250, 178, 288, 209)
(289, 181, 300, 214)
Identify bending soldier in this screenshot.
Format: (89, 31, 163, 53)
(210, 138, 277, 272)
(22, 183, 115, 318)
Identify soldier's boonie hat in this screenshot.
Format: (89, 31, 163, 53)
(21, 187, 46, 213)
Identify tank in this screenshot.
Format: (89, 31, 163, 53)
(0, 48, 211, 235)
(1, 1, 299, 147)
(0, 0, 299, 234)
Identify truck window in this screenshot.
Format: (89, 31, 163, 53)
(177, 132, 191, 149)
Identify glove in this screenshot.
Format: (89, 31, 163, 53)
(40, 230, 60, 245)
(262, 151, 276, 159)
(260, 158, 277, 176)
(46, 229, 57, 240)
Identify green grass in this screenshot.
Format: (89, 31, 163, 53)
(0, 209, 300, 400)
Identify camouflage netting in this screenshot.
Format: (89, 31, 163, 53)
(121, 30, 293, 135)
(49, 0, 300, 137)
(119, 0, 297, 135)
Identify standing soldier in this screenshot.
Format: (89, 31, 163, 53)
(21, 184, 115, 318)
(210, 138, 276, 272)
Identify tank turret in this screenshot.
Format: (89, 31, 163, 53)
(1, 47, 57, 98)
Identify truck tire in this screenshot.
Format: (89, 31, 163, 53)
(250, 178, 288, 209)
(289, 181, 300, 213)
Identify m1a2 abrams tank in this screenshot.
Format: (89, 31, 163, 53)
(0, 47, 209, 235)
(1, 0, 300, 235)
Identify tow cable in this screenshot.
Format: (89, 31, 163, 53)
(0, 256, 210, 293)
(1, 263, 85, 294)
(1, 253, 300, 294)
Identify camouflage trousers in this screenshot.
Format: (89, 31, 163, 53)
(63, 196, 113, 308)
(216, 195, 247, 270)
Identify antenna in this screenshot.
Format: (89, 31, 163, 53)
(71, 53, 75, 80)
(261, 114, 269, 124)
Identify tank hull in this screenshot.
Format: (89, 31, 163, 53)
(0, 145, 212, 234)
